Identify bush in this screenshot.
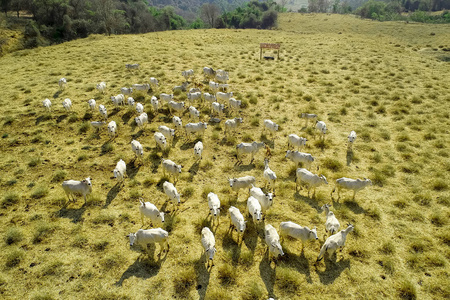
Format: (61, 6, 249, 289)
(31, 186, 48, 199)
(322, 158, 343, 172)
(2, 193, 19, 207)
(51, 170, 67, 183)
(4, 227, 23, 245)
(5, 248, 25, 268)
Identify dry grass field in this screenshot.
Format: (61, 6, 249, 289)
(0, 13, 449, 300)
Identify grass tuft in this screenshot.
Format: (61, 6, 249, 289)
(218, 264, 237, 286)
(173, 269, 195, 297)
(2, 193, 19, 207)
(4, 227, 24, 245)
(398, 280, 417, 300)
(322, 157, 343, 172)
(5, 248, 25, 268)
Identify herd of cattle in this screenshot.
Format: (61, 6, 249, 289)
(44, 66, 373, 266)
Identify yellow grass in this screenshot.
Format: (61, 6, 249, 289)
(0, 13, 449, 299)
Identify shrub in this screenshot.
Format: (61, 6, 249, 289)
(28, 157, 41, 167)
(5, 248, 25, 268)
(79, 122, 90, 134)
(242, 281, 264, 300)
(218, 264, 237, 285)
(397, 280, 417, 300)
(4, 227, 23, 245)
(31, 186, 48, 199)
(322, 158, 343, 172)
(276, 267, 300, 293)
(173, 269, 195, 297)
(51, 170, 67, 182)
(379, 241, 395, 254)
(101, 142, 114, 154)
(2, 193, 19, 207)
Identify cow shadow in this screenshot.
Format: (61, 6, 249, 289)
(243, 221, 259, 253)
(35, 114, 52, 125)
(315, 258, 350, 285)
(115, 254, 163, 287)
(53, 90, 62, 98)
(195, 256, 211, 300)
(189, 161, 200, 175)
(109, 108, 119, 118)
(180, 139, 199, 151)
(122, 111, 134, 125)
(131, 129, 144, 140)
(56, 114, 68, 123)
(126, 160, 141, 179)
(55, 206, 86, 223)
(294, 191, 321, 212)
(346, 149, 354, 166)
(233, 162, 255, 172)
(342, 199, 366, 214)
(104, 183, 122, 208)
(82, 112, 93, 120)
(260, 135, 275, 149)
(222, 229, 242, 266)
(281, 248, 312, 284)
(259, 250, 277, 299)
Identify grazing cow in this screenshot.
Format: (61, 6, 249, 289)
(215, 72, 229, 84)
(136, 102, 144, 114)
(132, 83, 150, 93)
(218, 84, 229, 92)
(216, 92, 233, 103)
(139, 199, 164, 226)
(127, 97, 135, 107)
(111, 94, 125, 106)
(168, 101, 185, 115)
(207, 192, 220, 225)
(96, 82, 106, 94)
(43, 98, 52, 112)
(125, 63, 139, 70)
(90, 121, 105, 131)
(151, 96, 159, 112)
(229, 206, 246, 242)
(120, 87, 133, 96)
(158, 125, 175, 143)
(247, 196, 262, 222)
(62, 177, 92, 204)
(172, 116, 183, 131)
(182, 69, 194, 81)
(317, 224, 354, 261)
(135, 113, 148, 128)
(159, 93, 174, 104)
(187, 92, 202, 104)
(295, 168, 328, 197)
(194, 141, 203, 161)
(203, 92, 216, 104)
(113, 159, 126, 184)
(62, 98, 72, 112)
(228, 98, 241, 113)
(149, 77, 159, 88)
(189, 106, 200, 120)
(211, 102, 224, 117)
(88, 99, 96, 111)
(107, 120, 117, 138)
(208, 81, 219, 93)
(173, 82, 189, 93)
(99, 105, 107, 120)
(279, 221, 318, 250)
(348, 131, 357, 148)
(264, 119, 279, 137)
(162, 181, 181, 209)
(316, 121, 327, 138)
(59, 78, 67, 90)
(203, 67, 216, 80)
(128, 228, 169, 256)
(131, 140, 144, 161)
(224, 117, 243, 135)
(300, 113, 317, 126)
(265, 224, 284, 261)
(321, 204, 340, 235)
(161, 158, 182, 182)
(263, 159, 277, 191)
(285, 150, 314, 169)
(236, 141, 265, 163)
(250, 185, 273, 212)
(154, 132, 167, 151)
(229, 176, 256, 195)
(201, 227, 216, 267)
(287, 134, 307, 150)
(332, 177, 372, 200)
(185, 122, 207, 138)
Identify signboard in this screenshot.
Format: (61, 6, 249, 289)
(260, 43, 281, 59)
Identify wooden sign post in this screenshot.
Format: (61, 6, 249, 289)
(260, 43, 281, 60)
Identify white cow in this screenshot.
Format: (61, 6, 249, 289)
(317, 224, 354, 261)
(172, 116, 183, 131)
(228, 98, 241, 113)
(43, 98, 52, 112)
(229, 206, 246, 242)
(185, 122, 207, 138)
(216, 92, 233, 103)
(321, 204, 340, 235)
(215, 72, 229, 84)
(187, 92, 202, 104)
(149, 77, 159, 88)
(201, 227, 216, 267)
(285, 150, 314, 169)
(131, 140, 144, 161)
(265, 224, 284, 261)
(128, 228, 169, 255)
(96, 82, 106, 94)
(203, 92, 216, 104)
(189, 106, 200, 120)
(208, 81, 219, 93)
(127, 97, 135, 107)
(316, 121, 327, 138)
(224, 117, 243, 135)
(203, 67, 216, 80)
(263, 159, 277, 191)
(229, 176, 256, 195)
(125, 63, 139, 70)
(279, 221, 318, 250)
(332, 177, 372, 200)
(207, 192, 220, 224)
(136, 102, 144, 114)
(168, 101, 185, 114)
(236, 141, 265, 163)
(90, 121, 105, 131)
(151, 96, 159, 112)
(99, 105, 107, 121)
(300, 113, 317, 126)
(182, 69, 194, 81)
(348, 131, 357, 148)
(107, 120, 117, 138)
(159, 93, 174, 104)
(62, 177, 92, 204)
(295, 168, 328, 197)
(59, 78, 67, 90)
(250, 185, 273, 212)
(111, 94, 125, 106)
(211, 102, 224, 117)
(162, 181, 181, 208)
(113, 159, 126, 183)
(139, 199, 164, 226)
(173, 82, 188, 93)
(264, 119, 279, 136)
(154, 132, 167, 151)
(88, 99, 96, 111)
(62, 98, 72, 112)
(247, 196, 262, 222)
(218, 83, 229, 92)
(135, 113, 148, 128)
(161, 158, 182, 182)
(132, 83, 150, 93)
(158, 125, 175, 143)
(194, 141, 203, 161)
(287, 134, 307, 150)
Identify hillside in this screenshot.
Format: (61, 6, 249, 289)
(0, 13, 449, 299)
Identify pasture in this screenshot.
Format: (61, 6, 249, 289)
(0, 13, 449, 299)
